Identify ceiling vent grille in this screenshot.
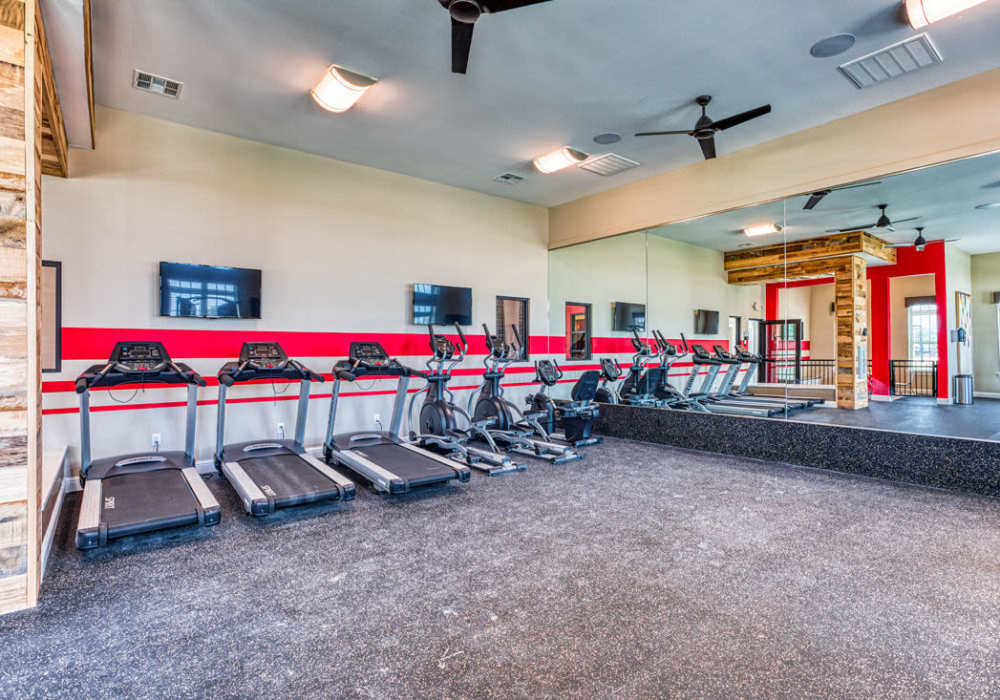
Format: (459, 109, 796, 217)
(580, 153, 640, 176)
(133, 69, 183, 98)
(838, 33, 942, 89)
(494, 173, 524, 185)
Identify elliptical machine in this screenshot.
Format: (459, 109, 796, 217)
(618, 328, 661, 407)
(649, 329, 700, 410)
(524, 353, 602, 448)
(469, 324, 582, 464)
(407, 323, 524, 475)
(594, 358, 623, 404)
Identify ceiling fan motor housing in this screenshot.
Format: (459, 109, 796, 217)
(446, 0, 482, 23)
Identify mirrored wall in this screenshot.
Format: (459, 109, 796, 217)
(548, 148, 1000, 443)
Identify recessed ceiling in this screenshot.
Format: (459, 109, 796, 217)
(647, 149, 1000, 256)
(91, 0, 1000, 207)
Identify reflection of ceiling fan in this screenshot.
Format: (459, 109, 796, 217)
(887, 226, 957, 251)
(440, 0, 552, 74)
(802, 181, 882, 210)
(635, 95, 772, 160)
(826, 204, 919, 233)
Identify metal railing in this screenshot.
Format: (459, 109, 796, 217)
(889, 360, 938, 397)
(763, 359, 835, 385)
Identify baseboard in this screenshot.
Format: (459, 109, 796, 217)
(39, 485, 64, 584)
(937, 398, 953, 405)
(974, 391, 1000, 399)
(40, 448, 71, 585)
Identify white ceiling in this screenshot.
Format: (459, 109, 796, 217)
(648, 149, 1000, 255)
(91, 0, 1000, 207)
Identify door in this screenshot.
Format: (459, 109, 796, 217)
(758, 319, 803, 383)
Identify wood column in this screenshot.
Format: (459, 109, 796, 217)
(0, 0, 42, 614)
(834, 255, 869, 410)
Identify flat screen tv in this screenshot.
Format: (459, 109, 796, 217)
(413, 283, 472, 325)
(159, 262, 262, 319)
(693, 309, 719, 335)
(612, 302, 646, 332)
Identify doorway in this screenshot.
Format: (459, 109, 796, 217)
(758, 319, 803, 383)
(565, 302, 591, 360)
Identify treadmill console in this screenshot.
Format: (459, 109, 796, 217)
(350, 341, 390, 366)
(240, 342, 289, 370)
(111, 341, 169, 372)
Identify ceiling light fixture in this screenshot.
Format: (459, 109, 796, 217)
(809, 33, 856, 58)
(310, 65, 377, 113)
(743, 223, 782, 237)
(533, 147, 588, 174)
(904, 0, 989, 28)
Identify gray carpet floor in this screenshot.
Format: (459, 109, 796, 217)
(3, 438, 1000, 698)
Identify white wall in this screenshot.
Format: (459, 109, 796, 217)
(944, 244, 973, 386)
(971, 252, 1000, 393)
(43, 107, 549, 466)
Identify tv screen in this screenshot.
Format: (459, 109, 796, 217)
(612, 302, 646, 332)
(159, 262, 262, 319)
(413, 284, 472, 325)
(693, 309, 720, 335)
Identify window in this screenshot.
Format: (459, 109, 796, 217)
(908, 304, 938, 361)
(728, 316, 741, 349)
(565, 302, 591, 360)
(496, 296, 529, 360)
(41, 261, 61, 372)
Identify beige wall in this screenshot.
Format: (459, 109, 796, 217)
(945, 244, 973, 379)
(889, 275, 936, 360)
(971, 253, 1000, 394)
(550, 68, 1000, 249)
(42, 107, 549, 465)
(808, 284, 835, 359)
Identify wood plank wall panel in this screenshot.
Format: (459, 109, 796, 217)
(723, 231, 895, 272)
(834, 256, 869, 410)
(0, 0, 41, 614)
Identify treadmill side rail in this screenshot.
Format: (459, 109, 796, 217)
(181, 468, 222, 524)
(300, 454, 357, 500)
(76, 478, 103, 550)
(337, 450, 406, 494)
(222, 461, 269, 515)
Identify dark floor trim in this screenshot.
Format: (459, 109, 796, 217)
(595, 404, 1000, 499)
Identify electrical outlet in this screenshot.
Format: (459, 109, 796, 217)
(373, 413, 381, 427)
(151, 433, 161, 451)
(276, 422, 285, 440)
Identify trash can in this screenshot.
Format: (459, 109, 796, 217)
(953, 374, 974, 405)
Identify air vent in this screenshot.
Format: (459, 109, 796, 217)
(838, 33, 942, 89)
(494, 173, 524, 185)
(580, 153, 640, 176)
(133, 69, 183, 98)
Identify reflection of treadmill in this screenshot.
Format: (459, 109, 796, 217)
(216, 342, 355, 516)
(74, 342, 221, 549)
(708, 345, 818, 411)
(324, 341, 471, 494)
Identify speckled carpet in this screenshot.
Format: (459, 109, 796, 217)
(3, 438, 999, 698)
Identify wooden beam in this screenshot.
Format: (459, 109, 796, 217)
(724, 231, 895, 272)
(83, 0, 92, 147)
(834, 256, 869, 410)
(727, 256, 853, 285)
(33, 0, 64, 177)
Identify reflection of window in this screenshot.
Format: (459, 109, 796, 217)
(42, 261, 61, 372)
(565, 302, 591, 360)
(908, 304, 937, 361)
(496, 296, 529, 360)
(168, 278, 238, 317)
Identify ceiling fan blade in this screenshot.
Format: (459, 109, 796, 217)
(698, 135, 717, 160)
(803, 191, 829, 210)
(481, 0, 551, 11)
(635, 130, 694, 136)
(835, 223, 876, 232)
(711, 104, 772, 131)
(451, 17, 474, 74)
(892, 216, 920, 225)
(836, 180, 882, 191)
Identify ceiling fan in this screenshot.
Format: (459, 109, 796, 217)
(635, 95, 772, 160)
(887, 227, 957, 251)
(440, 0, 552, 74)
(802, 181, 883, 210)
(826, 204, 919, 233)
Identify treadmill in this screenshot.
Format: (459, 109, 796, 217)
(324, 341, 471, 494)
(710, 345, 820, 411)
(216, 342, 355, 515)
(74, 341, 221, 549)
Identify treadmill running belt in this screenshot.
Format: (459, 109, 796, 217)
(101, 470, 200, 536)
(351, 443, 458, 487)
(239, 453, 344, 504)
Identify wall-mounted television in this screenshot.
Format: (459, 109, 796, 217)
(159, 262, 262, 319)
(693, 309, 720, 335)
(413, 283, 472, 325)
(612, 302, 646, 332)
